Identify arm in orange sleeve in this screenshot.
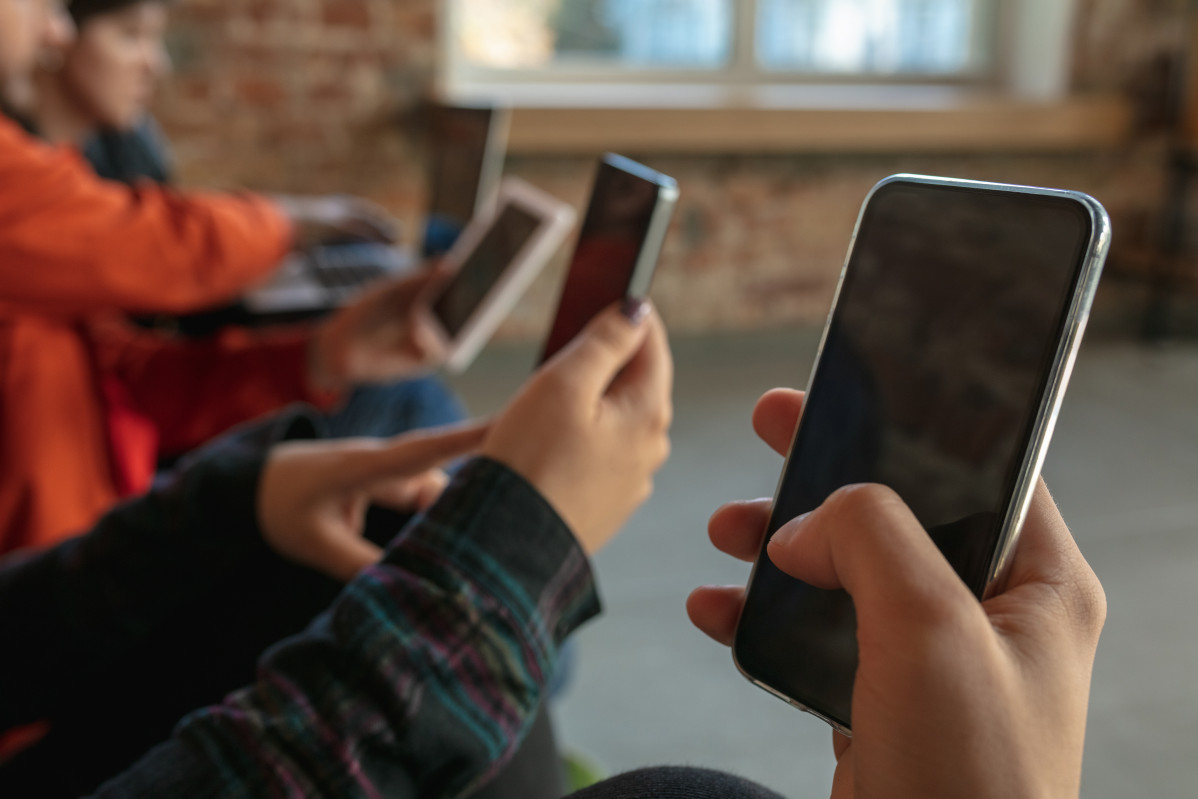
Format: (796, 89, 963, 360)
(93, 320, 343, 456)
(0, 118, 293, 316)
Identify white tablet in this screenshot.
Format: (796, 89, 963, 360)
(418, 177, 576, 373)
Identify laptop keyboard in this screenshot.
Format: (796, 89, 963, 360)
(244, 243, 416, 314)
(307, 242, 408, 295)
(311, 263, 387, 290)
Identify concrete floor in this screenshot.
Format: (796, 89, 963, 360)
(447, 329, 1198, 798)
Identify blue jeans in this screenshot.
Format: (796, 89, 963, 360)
(323, 376, 467, 439)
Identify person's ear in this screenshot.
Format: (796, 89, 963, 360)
(44, 2, 77, 52)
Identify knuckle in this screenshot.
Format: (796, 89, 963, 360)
(655, 436, 672, 469)
(824, 483, 904, 527)
(584, 313, 628, 355)
(1063, 566, 1108, 641)
(825, 484, 975, 625)
(653, 400, 674, 432)
(537, 367, 583, 401)
(537, 367, 569, 391)
(915, 581, 980, 629)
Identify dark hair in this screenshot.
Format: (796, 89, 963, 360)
(68, 0, 173, 26)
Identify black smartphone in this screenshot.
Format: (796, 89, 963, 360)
(733, 175, 1110, 734)
(538, 154, 679, 364)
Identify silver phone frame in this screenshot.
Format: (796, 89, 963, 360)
(733, 173, 1112, 736)
(537, 154, 678, 364)
(598, 154, 680, 300)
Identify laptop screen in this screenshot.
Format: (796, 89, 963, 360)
(422, 105, 507, 259)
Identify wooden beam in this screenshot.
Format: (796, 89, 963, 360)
(505, 94, 1133, 155)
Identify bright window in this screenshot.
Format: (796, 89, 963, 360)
(756, 0, 989, 75)
(447, 0, 998, 85)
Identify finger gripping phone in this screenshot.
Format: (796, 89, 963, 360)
(733, 175, 1111, 734)
(538, 153, 679, 364)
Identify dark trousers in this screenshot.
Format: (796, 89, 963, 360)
(564, 767, 784, 799)
(0, 505, 564, 798)
(323, 376, 468, 440)
(0, 377, 569, 797)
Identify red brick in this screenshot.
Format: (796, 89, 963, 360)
(149, 0, 1179, 336)
(234, 76, 287, 108)
(322, 0, 371, 29)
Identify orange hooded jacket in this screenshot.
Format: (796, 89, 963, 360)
(0, 117, 332, 553)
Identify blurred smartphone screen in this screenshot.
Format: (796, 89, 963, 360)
(539, 155, 677, 364)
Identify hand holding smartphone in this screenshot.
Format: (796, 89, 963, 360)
(417, 177, 575, 373)
(695, 394, 1106, 798)
(733, 175, 1110, 734)
(539, 154, 679, 364)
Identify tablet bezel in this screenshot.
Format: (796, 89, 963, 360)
(418, 177, 576, 373)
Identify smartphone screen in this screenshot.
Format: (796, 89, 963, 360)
(734, 180, 1095, 729)
(538, 156, 677, 364)
(432, 203, 542, 337)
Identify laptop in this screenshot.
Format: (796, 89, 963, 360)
(244, 103, 511, 314)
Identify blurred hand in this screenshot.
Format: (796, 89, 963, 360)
(258, 423, 488, 582)
(275, 194, 401, 249)
(481, 301, 673, 554)
(688, 388, 1107, 799)
(308, 269, 444, 392)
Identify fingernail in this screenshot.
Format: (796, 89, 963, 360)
(620, 297, 650, 325)
(767, 512, 809, 550)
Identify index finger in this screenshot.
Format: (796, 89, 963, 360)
(751, 388, 805, 457)
(360, 422, 490, 481)
(547, 302, 652, 401)
(344, 270, 434, 317)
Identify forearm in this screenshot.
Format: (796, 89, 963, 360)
(91, 458, 600, 799)
(0, 119, 292, 315)
(0, 410, 320, 729)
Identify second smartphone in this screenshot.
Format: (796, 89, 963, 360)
(733, 175, 1110, 735)
(538, 154, 679, 363)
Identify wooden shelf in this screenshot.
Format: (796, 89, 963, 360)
(503, 93, 1134, 155)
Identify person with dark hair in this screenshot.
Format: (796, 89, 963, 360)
(31, 0, 175, 183)
(0, 0, 461, 554)
(29, 0, 471, 460)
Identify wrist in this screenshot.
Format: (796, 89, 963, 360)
(415, 457, 601, 643)
(475, 447, 592, 555)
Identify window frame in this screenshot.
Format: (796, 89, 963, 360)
(442, 0, 1009, 95)
(434, 0, 1124, 156)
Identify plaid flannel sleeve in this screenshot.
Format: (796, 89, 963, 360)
(91, 457, 601, 799)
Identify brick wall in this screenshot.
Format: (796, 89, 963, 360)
(156, 0, 1188, 338)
